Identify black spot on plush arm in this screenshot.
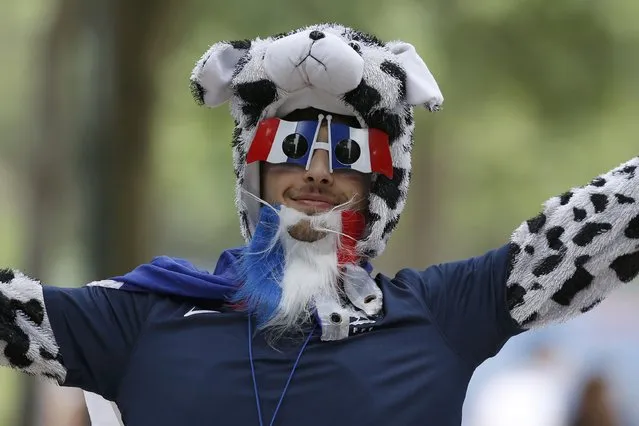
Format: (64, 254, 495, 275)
(506, 156, 639, 329)
(609, 250, 639, 283)
(0, 270, 66, 381)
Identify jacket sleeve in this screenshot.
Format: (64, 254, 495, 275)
(0, 268, 154, 400)
(506, 156, 639, 328)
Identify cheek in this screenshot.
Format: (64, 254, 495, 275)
(260, 164, 301, 203)
(336, 172, 371, 200)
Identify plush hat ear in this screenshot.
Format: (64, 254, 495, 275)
(386, 41, 444, 111)
(190, 40, 251, 107)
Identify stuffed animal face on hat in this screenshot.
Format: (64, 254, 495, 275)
(190, 22, 443, 259)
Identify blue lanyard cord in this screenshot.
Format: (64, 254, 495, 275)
(248, 316, 316, 426)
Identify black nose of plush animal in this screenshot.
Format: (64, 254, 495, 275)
(309, 31, 325, 40)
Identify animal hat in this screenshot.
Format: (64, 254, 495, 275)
(190, 23, 443, 258)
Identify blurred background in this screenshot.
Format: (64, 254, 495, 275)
(1, 0, 638, 424)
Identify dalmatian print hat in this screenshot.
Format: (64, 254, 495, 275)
(190, 23, 443, 259)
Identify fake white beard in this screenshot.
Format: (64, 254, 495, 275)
(261, 205, 345, 336)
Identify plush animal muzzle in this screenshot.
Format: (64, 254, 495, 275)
(190, 23, 444, 259)
(263, 30, 364, 98)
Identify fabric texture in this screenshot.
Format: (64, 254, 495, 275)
(39, 244, 518, 426)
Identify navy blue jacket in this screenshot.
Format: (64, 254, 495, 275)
(43, 244, 522, 426)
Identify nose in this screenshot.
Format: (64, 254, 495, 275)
(305, 149, 333, 186)
(309, 31, 325, 41)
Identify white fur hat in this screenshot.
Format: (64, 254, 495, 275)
(190, 23, 443, 258)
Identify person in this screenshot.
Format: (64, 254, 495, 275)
(569, 374, 620, 426)
(0, 22, 637, 426)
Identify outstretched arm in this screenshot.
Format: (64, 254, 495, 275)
(0, 268, 153, 401)
(0, 269, 65, 381)
(506, 156, 639, 328)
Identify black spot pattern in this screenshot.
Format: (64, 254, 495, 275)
(573, 207, 587, 222)
(236, 149, 246, 171)
(404, 109, 414, 126)
(39, 346, 61, 362)
(546, 227, 565, 251)
(342, 80, 382, 118)
(580, 299, 602, 313)
(346, 29, 385, 47)
(572, 222, 613, 246)
(575, 255, 591, 268)
(370, 167, 405, 210)
(506, 283, 526, 310)
(533, 252, 565, 277)
(362, 248, 377, 258)
(609, 250, 639, 283)
(590, 193, 608, 213)
(235, 80, 278, 127)
(625, 214, 639, 239)
(190, 81, 205, 105)
(367, 211, 381, 226)
(614, 165, 636, 179)
(0, 293, 45, 369)
(231, 127, 242, 148)
(380, 60, 407, 100)
(560, 192, 573, 205)
(17, 299, 45, 326)
(229, 39, 252, 50)
(590, 177, 606, 187)
(506, 243, 521, 278)
(366, 109, 403, 143)
(615, 193, 635, 204)
(233, 54, 251, 79)
(520, 312, 539, 327)
(551, 264, 594, 306)
(381, 216, 400, 239)
(525, 245, 535, 255)
(0, 269, 15, 283)
(530, 282, 543, 290)
(527, 213, 547, 234)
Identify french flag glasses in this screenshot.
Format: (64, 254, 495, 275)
(245, 114, 393, 179)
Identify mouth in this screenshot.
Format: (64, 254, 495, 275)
(289, 195, 338, 212)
